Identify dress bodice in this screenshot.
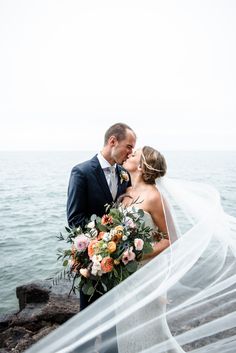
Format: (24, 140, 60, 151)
(126, 206, 157, 230)
(141, 210, 157, 230)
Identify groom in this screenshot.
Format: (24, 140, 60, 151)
(67, 122, 136, 309)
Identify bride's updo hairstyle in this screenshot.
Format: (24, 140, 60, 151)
(140, 146, 167, 184)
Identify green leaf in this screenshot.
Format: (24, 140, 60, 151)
(142, 243, 153, 254)
(113, 267, 119, 278)
(82, 281, 93, 295)
(87, 286, 95, 296)
(63, 259, 68, 267)
(126, 261, 138, 273)
(65, 226, 72, 233)
(101, 282, 108, 292)
(97, 224, 107, 232)
(74, 276, 81, 288)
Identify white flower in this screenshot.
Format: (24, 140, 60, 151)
(90, 228, 98, 238)
(92, 254, 102, 262)
(122, 235, 128, 241)
(110, 229, 116, 237)
(87, 221, 95, 229)
(91, 261, 102, 276)
(125, 217, 136, 229)
(79, 268, 90, 278)
(103, 232, 111, 242)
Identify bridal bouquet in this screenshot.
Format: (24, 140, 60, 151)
(57, 204, 155, 300)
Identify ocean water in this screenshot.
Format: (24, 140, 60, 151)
(0, 151, 235, 314)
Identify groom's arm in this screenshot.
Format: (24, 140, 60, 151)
(67, 165, 88, 228)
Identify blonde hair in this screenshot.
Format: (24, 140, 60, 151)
(140, 146, 167, 184)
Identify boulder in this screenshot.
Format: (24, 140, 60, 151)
(0, 279, 80, 353)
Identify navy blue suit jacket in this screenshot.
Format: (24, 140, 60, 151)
(67, 155, 131, 228)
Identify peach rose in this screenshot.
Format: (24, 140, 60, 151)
(107, 241, 116, 253)
(88, 239, 99, 259)
(112, 234, 123, 242)
(114, 225, 124, 233)
(97, 231, 105, 240)
(101, 257, 114, 273)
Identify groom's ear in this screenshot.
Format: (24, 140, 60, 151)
(109, 135, 117, 146)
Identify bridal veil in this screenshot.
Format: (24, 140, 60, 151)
(25, 178, 236, 353)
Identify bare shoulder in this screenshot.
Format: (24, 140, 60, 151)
(145, 186, 162, 211)
(149, 186, 161, 202)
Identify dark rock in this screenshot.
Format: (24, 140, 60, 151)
(15, 279, 80, 326)
(32, 323, 60, 342)
(0, 326, 32, 350)
(14, 337, 35, 353)
(16, 282, 50, 311)
(0, 313, 17, 333)
(0, 279, 80, 353)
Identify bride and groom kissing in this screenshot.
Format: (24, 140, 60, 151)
(26, 122, 234, 353)
(67, 122, 170, 312)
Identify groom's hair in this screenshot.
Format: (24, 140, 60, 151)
(104, 123, 136, 145)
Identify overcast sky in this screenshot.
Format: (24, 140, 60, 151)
(0, 0, 235, 151)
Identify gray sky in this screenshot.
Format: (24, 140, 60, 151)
(0, 0, 235, 151)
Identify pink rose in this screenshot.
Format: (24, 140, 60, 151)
(125, 217, 136, 229)
(122, 246, 136, 265)
(134, 238, 144, 251)
(74, 234, 90, 251)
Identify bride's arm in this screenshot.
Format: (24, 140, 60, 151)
(142, 192, 170, 260)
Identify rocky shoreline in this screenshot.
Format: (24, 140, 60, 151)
(1, 277, 234, 352)
(0, 279, 80, 353)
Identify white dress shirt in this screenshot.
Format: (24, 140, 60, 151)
(97, 152, 118, 199)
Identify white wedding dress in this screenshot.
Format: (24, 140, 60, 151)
(116, 210, 183, 353)
(25, 178, 236, 353)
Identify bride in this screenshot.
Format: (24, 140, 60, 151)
(122, 146, 171, 260)
(25, 147, 236, 353)
(116, 146, 181, 353)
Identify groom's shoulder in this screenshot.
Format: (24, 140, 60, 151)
(71, 154, 98, 173)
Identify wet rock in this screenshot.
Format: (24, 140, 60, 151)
(0, 279, 80, 353)
(16, 283, 50, 311)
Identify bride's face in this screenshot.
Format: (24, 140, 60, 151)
(123, 149, 142, 172)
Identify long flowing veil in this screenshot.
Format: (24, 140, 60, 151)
(25, 178, 236, 353)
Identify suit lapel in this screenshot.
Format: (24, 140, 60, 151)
(91, 155, 113, 203)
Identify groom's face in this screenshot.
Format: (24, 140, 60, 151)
(111, 129, 136, 165)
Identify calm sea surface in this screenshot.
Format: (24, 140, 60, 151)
(0, 151, 235, 313)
